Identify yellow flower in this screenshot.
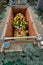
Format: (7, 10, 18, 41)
(21, 15, 24, 18)
(17, 21, 18, 24)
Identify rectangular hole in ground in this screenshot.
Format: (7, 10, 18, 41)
(3, 7, 36, 41)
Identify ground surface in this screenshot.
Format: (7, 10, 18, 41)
(0, 5, 43, 65)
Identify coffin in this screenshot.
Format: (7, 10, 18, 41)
(2, 7, 37, 41)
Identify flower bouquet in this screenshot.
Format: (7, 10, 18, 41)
(12, 13, 28, 37)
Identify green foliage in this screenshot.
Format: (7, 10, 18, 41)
(27, 0, 33, 2)
(3, 61, 14, 65)
(27, 0, 38, 6)
(32, 6, 43, 25)
(40, 7, 43, 12)
(0, 43, 43, 65)
(0, 7, 6, 22)
(1, 1, 7, 5)
(17, 59, 24, 65)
